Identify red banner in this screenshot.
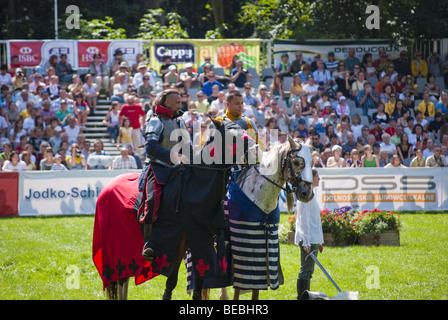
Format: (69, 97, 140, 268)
(0, 172, 19, 216)
(9, 41, 44, 67)
(77, 41, 110, 68)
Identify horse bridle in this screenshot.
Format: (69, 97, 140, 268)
(254, 147, 306, 195)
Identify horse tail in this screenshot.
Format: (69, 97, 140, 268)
(105, 281, 118, 300)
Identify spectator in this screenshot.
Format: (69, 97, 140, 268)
(425, 145, 446, 167)
(198, 56, 214, 76)
(275, 53, 292, 78)
(436, 91, 448, 114)
(39, 146, 55, 170)
(194, 91, 210, 115)
(335, 96, 350, 117)
(88, 53, 110, 98)
(312, 60, 332, 89)
(351, 114, 364, 141)
(81, 140, 91, 161)
(108, 49, 125, 77)
(422, 138, 435, 159)
(73, 93, 90, 128)
(344, 48, 361, 72)
(0, 64, 13, 90)
(230, 60, 253, 89)
(55, 54, 74, 83)
(428, 112, 445, 141)
(307, 107, 325, 135)
(87, 139, 112, 170)
(125, 144, 143, 169)
(29, 127, 46, 152)
(380, 62, 397, 83)
(134, 63, 155, 92)
(46, 75, 61, 100)
(424, 74, 441, 103)
(371, 102, 389, 124)
(9, 118, 26, 148)
(111, 72, 128, 103)
(66, 143, 87, 170)
(410, 148, 425, 167)
(2, 150, 27, 171)
(357, 82, 379, 116)
(361, 144, 379, 167)
(290, 51, 305, 75)
(0, 142, 12, 165)
(385, 154, 406, 168)
(302, 75, 319, 101)
(8, 55, 22, 77)
(242, 82, 260, 108)
(109, 62, 132, 95)
(326, 144, 344, 168)
(29, 73, 46, 94)
(310, 132, 324, 153)
(102, 101, 121, 143)
(119, 96, 145, 157)
(164, 65, 179, 85)
(112, 147, 137, 170)
(346, 148, 361, 167)
(55, 99, 73, 127)
(210, 91, 225, 113)
(411, 52, 428, 79)
(12, 68, 26, 91)
(417, 92, 435, 121)
(311, 150, 324, 168)
(298, 63, 312, 83)
(67, 74, 85, 99)
(379, 132, 397, 160)
(269, 75, 285, 101)
(202, 72, 222, 97)
(159, 56, 176, 77)
(342, 132, 357, 154)
(53, 89, 74, 112)
(117, 116, 134, 149)
(179, 63, 199, 91)
(83, 74, 99, 115)
(393, 51, 411, 77)
(64, 115, 81, 144)
(51, 154, 68, 171)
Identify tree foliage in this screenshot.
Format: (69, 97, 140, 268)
(137, 8, 189, 40)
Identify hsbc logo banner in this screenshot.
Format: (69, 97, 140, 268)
(77, 41, 110, 67)
(154, 43, 195, 63)
(8, 41, 44, 66)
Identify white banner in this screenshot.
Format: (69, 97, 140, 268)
(18, 170, 139, 216)
(41, 40, 77, 68)
(279, 168, 448, 212)
(106, 40, 143, 69)
(273, 39, 406, 68)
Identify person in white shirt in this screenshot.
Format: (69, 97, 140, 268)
(295, 168, 324, 300)
(379, 133, 397, 159)
(133, 63, 155, 89)
(302, 74, 320, 100)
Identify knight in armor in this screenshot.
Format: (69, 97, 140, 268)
(215, 90, 259, 146)
(138, 89, 192, 261)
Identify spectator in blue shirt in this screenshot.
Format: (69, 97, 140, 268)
(201, 71, 222, 97)
(357, 81, 379, 116)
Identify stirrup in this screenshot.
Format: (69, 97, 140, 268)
(142, 243, 154, 261)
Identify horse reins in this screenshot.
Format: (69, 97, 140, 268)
(253, 147, 304, 195)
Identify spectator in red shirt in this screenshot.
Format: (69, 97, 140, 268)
(119, 95, 145, 157)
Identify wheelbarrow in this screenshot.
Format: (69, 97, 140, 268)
(303, 251, 359, 300)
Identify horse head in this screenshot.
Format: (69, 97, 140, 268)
(197, 119, 259, 167)
(281, 135, 314, 203)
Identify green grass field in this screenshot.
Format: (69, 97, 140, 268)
(0, 213, 447, 300)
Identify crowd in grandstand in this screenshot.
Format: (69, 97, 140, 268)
(1, 47, 448, 172)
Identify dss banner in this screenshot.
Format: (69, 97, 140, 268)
(17, 170, 137, 216)
(273, 39, 406, 69)
(315, 168, 448, 212)
(149, 39, 260, 74)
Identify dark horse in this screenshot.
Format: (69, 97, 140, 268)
(92, 119, 258, 300)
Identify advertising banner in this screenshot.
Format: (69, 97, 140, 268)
(8, 40, 44, 67)
(149, 39, 260, 75)
(316, 168, 448, 211)
(41, 40, 77, 68)
(273, 39, 406, 69)
(17, 170, 137, 216)
(278, 168, 448, 212)
(77, 40, 110, 68)
(0, 172, 19, 216)
(106, 39, 143, 69)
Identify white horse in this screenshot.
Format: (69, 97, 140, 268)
(201, 135, 314, 300)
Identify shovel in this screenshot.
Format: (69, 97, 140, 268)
(306, 251, 359, 300)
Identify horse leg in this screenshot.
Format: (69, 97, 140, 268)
(118, 278, 129, 300)
(219, 287, 230, 300)
(163, 233, 188, 300)
(201, 288, 210, 300)
(193, 268, 204, 300)
(233, 288, 240, 300)
(251, 289, 259, 300)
